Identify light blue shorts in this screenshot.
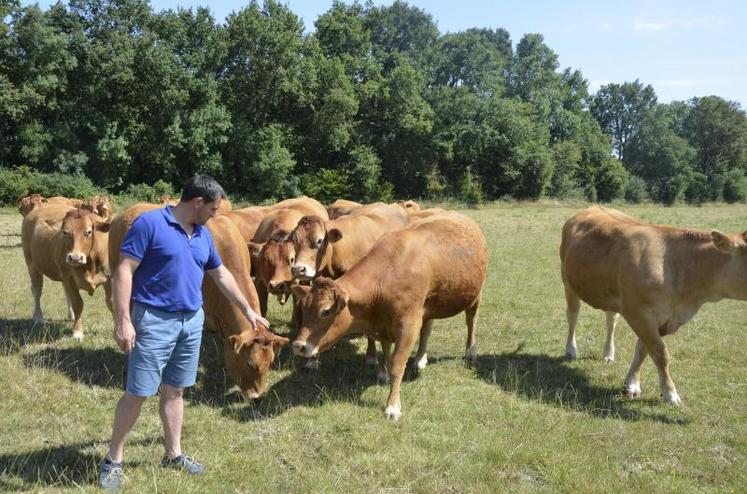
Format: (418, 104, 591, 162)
(126, 302, 204, 397)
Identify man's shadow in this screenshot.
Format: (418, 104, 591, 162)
(0, 438, 152, 491)
(472, 347, 691, 424)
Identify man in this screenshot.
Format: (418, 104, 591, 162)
(99, 175, 269, 491)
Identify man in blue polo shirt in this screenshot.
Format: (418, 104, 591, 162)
(99, 175, 269, 492)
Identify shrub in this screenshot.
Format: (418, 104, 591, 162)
(623, 176, 649, 203)
(723, 170, 747, 203)
(459, 166, 484, 206)
(300, 169, 352, 204)
(124, 180, 176, 203)
(0, 166, 103, 206)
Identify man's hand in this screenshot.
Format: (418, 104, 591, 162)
(114, 319, 136, 353)
(244, 306, 271, 331)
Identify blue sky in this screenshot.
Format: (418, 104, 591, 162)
(22, 0, 747, 107)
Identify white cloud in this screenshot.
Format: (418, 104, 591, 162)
(633, 17, 711, 32)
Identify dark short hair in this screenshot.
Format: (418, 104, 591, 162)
(180, 175, 227, 203)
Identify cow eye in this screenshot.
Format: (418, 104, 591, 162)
(316, 238, 323, 246)
(320, 307, 333, 318)
(86, 230, 93, 236)
(289, 256, 295, 264)
(62, 230, 69, 236)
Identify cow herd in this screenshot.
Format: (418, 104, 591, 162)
(15, 193, 747, 420)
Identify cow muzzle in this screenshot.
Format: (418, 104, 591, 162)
(65, 253, 87, 266)
(292, 264, 315, 280)
(292, 340, 317, 358)
(241, 389, 265, 401)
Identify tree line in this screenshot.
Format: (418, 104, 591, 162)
(1, 0, 746, 204)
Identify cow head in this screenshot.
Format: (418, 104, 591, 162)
(17, 193, 46, 216)
(290, 277, 353, 358)
(225, 328, 289, 399)
(290, 215, 334, 281)
(396, 199, 421, 215)
(60, 208, 111, 266)
(79, 195, 113, 221)
(248, 231, 296, 304)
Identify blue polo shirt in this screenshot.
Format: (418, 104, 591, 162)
(121, 206, 222, 312)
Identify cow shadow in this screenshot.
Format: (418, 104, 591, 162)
(473, 350, 691, 425)
(22, 346, 127, 389)
(218, 339, 441, 422)
(0, 319, 70, 354)
(0, 438, 152, 491)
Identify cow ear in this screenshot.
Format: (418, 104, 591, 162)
(95, 221, 111, 233)
(290, 284, 310, 300)
(271, 334, 290, 352)
(228, 331, 256, 354)
(327, 228, 343, 243)
(711, 230, 737, 253)
(248, 241, 264, 258)
(334, 285, 349, 311)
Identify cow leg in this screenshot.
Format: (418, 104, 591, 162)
(412, 319, 433, 370)
(377, 340, 392, 383)
(28, 267, 44, 324)
(623, 339, 648, 399)
(564, 284, 581, 359)
(255, 280, 268, 316)
(385, 317, 420, 421)
(603, 312, 619, 363)
(290, 292, 302, 331)
(64, 290, 75, 321)
(625, 313, 681, 404)
(365, 337, 378, 366)
(465, 299, 480, 362)
(63, 279, 85, 341)
(103, 278, 114, 315)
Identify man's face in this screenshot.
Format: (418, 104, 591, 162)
(196, 198, 222, 224)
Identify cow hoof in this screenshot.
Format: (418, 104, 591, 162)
(465, 346, 477, 363)
(565, 349, 577, 360)
(365, 356, 378, 366)
(663, 392, 682, 405)
(623, 382, 641, 399)
(384, 404, 401, 422)
(32, 316, 44, 326)
(376, 371, 389, 383)
(304, 359, 320, 370)
(603, 355, 615, 364)
(72, 331, 84, 342)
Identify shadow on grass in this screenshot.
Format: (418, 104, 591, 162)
(0, 438, 152, 491)
(22, 346, 127, 389)
(0, 319, 70, 354)
(473, 350, 691, 425)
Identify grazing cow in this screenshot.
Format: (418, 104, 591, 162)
(291, 212, 488, 420)
(17, 193, 47, 216)
(109, 203, 288, 399)
(327, 199, 363, 219)
(22, 206, 112, 340)
(561, 206, 747, 404)
(395, 199, 421, 215)
(248, 208, 305, 316)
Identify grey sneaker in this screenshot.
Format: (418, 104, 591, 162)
(98, 457, 124, 492)
(161, 454, 206, 475)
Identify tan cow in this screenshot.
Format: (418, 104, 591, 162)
(222, 206, 270, 243)
(17, 193, 47, 216)
(291, 212, 488, 420)
(561, 206, 747, 404)
(327, 199, 363, 219)
(109, 203, 288, 399)
(395, 199, 421, 215)
(22, 206, 112, 340)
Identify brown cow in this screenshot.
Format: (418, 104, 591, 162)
(291, 212, 488, 420)
(395, 199, 421, 215)
(22, 205, 112, 340)
(109, 203, 288, 399)
(17, 193, 47, 216)
(327, 199, 363, 219)
(248, 208, 305, 316)
(561, 206, 747, 404)
(222, 206, 270, 243)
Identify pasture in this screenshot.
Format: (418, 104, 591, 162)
(1, 202, 746, 492)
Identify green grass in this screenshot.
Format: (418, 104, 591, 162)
(1, 202, 746, 492)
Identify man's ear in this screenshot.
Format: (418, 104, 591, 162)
(228, 331, 256, 354)
(711, 230, 737, 253)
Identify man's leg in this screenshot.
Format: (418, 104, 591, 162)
(107, 393, 147, 463)
(160, 384, 184, 459)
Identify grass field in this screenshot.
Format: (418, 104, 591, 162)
(1, 202, 746, 493)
